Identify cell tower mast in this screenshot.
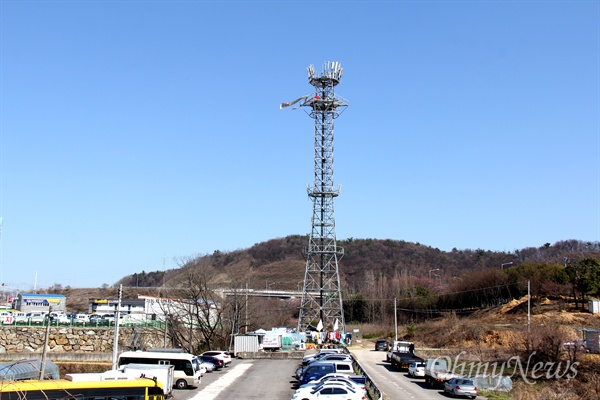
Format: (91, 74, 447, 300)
(284, 62, 348, 334)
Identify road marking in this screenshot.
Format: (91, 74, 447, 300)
(192, 363, 254, 400)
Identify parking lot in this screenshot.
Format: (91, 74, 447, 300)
(170, 346, 485, 400)
(173, 358, 298, 400)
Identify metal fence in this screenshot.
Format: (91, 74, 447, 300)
(3, 320, 166, 329)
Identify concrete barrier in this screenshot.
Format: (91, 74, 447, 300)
(236, 351, 305, 359)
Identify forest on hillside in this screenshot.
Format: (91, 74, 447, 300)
(112, 237, 600, 325)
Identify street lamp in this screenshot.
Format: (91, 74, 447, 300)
(501, 262, 513, 270)
(429, 269, 440, 279)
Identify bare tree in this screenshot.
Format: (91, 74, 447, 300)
(161, 260, 230, 352)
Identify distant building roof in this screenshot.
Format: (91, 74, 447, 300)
(19, 293, 66, 299)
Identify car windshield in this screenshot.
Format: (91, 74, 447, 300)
(458, 379, 474, 385)
(191, 358, 200, 373)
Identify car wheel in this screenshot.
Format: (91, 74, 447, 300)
(175, 379, 188, 389)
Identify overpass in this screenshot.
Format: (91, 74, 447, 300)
(216, 288, 319, 299)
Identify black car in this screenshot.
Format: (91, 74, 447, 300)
(198, 355, 224, 369)
(375, 339, 389, 351)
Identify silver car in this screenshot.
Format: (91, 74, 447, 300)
(200, 360, 215, 372)
(444, 378, 478, 399)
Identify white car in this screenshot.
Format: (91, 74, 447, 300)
(291, 382, 364, 400)
(199, 360, 215, 372)
(51, 314, 71, 324)
(28, 312, 46, 323)
(298, 375, 366, 395)
(200, 351, 232, 366)
(407, 362, 425, 378)
(13, 312, 28, 323)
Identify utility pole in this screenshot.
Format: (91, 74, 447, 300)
(394, 298, 398, 342)
(39, 306, 52, 379)
(111, 284, 123, 370)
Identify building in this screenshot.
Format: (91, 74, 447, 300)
(139, 295, 220, 327)
(88, 298, 146, 317)
(583, 329, 600, 353)
(13, 293, 66, 313)
(87, 295, 219, 326)
(589, 299, 600, 314)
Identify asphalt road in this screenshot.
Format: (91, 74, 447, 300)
(172, 358, 298, 400)
(350, 346, 445, 400)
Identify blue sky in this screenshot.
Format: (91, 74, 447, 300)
(1, 0, 598, 290)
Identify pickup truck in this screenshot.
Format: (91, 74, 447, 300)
(424, 358, 461, 388)
(386, 340, 411, 362)
(389, 341, 424, 371)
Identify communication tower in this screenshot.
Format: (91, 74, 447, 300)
(281, 62, 348, 334)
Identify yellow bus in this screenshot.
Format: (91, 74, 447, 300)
(0, 378, 166, 400)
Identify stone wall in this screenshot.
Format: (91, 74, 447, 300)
(0, 326, 166, 360)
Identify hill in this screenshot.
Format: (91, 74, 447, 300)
(116, 236, 599, 292)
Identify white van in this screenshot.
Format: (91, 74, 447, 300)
(73, 314, 90, 324)
(117, 351, 202, 389)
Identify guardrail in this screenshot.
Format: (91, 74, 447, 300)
(343, 347, 383, 400)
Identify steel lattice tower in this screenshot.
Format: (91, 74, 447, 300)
(296, 62, 348, 334)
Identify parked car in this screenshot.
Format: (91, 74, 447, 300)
(302, 352, 352, 366)
(375, 339, 389, 351)
(197, 355, 224, 370)
(89, 314, 104, 323)
(102, 314, 116, 323)
(444, 377, 478, 399)
(200, 350, 232, 366)
(48, 313, 70, 324)
(302, 348, 343, 365)
(28, 313, 46, 324)
(297, 374, 366, 395)
(297, 361, 355, 384)
(291, 382, 364, 400)
(72, 314, 90, 324)
(199, 360, 215, 372)
(13, 312, 28, 323)
(407, 362, 426, 378)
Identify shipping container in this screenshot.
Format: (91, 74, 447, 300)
(234, 335, 259, 356)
